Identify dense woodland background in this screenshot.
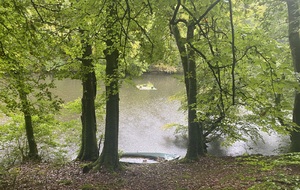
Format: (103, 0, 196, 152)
(1, 0, 300, 178)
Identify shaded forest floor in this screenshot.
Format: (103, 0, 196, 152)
(1, 155, 300, 190)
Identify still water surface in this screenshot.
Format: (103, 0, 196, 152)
(54, 73, 290, 157)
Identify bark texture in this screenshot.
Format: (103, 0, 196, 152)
(97, 2, 120, 170)
(171, 22, 205, 160)
(287, 0, 300, 152)
(77, 42, 99, 161)
(98, 42, 120, 170)
(19, 88, 39, 160)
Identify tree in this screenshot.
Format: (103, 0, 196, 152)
(0, 0, 62, 161)
(77, 38, 99, 161)
(169, 0, 225, 160)
(166, 0, 296, 157)
(31, 0, 104, 161)
(86, 0, 154, 170)
(258, 0, 300, 152)
(56, 2, 102, 161)
(97, 1, 121, 170)
(170, 22, 204, 159)
(286, 0, 300, 152)
(9, 64, 40, 160)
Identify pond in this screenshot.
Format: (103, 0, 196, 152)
(54, 73, 290, 158)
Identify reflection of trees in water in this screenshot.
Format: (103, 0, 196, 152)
(174, 135, 188, 148)
(163, 134, 239, 157)
(163, 136, 187, 149)
(163, 133, 188, 149)
(207, 140, 229, 157)
(207, 133, 291, 157)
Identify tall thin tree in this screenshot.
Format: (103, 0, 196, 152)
(286, 0, 300, 152)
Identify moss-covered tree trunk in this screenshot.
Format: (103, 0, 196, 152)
(77, 42, 99, 161)
(287, 0, 300, 152)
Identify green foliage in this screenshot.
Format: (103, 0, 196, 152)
(163, 123, 188, 140)
(248, 175, 300, 190)
(0, 113, 67, 165)
(56, 120, 81, 160)
(239, 153, 300, 170)
(0, 124, 24, 167)
(274, 153, 300, 165)
(63, 98, 82, 114)
(58, 179, 73, 186)
(165, 0, 295, 149)
(0, 0, 66, 161)
(80, 184, 96, 190)
(238, 155, 276, 171)
(239, 154, 300, 189)
(0, 0, 297, 164)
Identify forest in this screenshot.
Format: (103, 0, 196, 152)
(2, 0, 300, 189)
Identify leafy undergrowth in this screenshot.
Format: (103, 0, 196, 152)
(1, 155, 300, 190)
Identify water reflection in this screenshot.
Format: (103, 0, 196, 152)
(119, 74, 187, 156)
(208, 132, 290, 156)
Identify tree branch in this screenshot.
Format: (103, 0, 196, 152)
(195, 0, 222, 25)
(170, 0, 181, 25)
(30, 0, 45, 23)
(0, 41, 5, 57)
(229, 0, 236, 105)
(147, 0, 153, 14)
(188, 42, 224, 95)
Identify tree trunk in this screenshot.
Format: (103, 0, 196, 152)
(95, 2, 120, 170)
(171, 23, 205, 160)
(19, 90, 39, 161)
(98, 42, 120, 170)
(186, 23, 205, 159)
(77, 42, 99, 161)
(291, 93, 300, 151)
(286, 0, 300, 152)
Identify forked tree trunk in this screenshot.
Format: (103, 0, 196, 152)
(186, 23, 205, 159)
(171, 23, 205, 161)
(287, 0, 300, 152)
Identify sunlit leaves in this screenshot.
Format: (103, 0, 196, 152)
(0, 0, 64, 159)
(164, 0, 295, 147)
